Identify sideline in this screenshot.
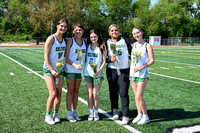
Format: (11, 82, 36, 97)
(156, 60, 200, 67)
(150, 72, 200, 84)
(0, 52, 141, 133)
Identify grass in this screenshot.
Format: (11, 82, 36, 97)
(0, 46, 200, 133)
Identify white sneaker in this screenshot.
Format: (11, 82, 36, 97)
(73, 110, 81, 121)
(121, 116, 129, 125)
(137, 117, 150, 125)
(66, 112, 76, 122)
(45, 115, 55, 125)
(132, 115, 142, 124)
(53, 113, 60, 123)
(113, 109, 119, 120)
(94, 113, 99, 121)
(88, 113, 94, 121)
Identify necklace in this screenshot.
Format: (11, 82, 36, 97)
(91, 43, 98, 50)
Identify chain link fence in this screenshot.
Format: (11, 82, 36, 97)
(160, 37, 200, 46)
(29, 37, 200, 46)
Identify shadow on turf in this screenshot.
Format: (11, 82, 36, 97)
(130, 108, 200, 123)
(59, 113, 112, 122)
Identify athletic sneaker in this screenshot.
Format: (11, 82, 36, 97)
(94, 113, 99, 121)
(88, 113, 94, 121)
(112, 109, 119, 120)
(45, 115, 55, 125)
(53, 113, 60, 123)
(137, 117, 150, 125)
(121, 116, 129, 125)
(66, 112, 76, 122)
(132, 115, 142, 124)
(73, 110, 81, 121)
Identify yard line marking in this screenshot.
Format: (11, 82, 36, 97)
(160, 67, 169, 69)
(172, 125, 200, 133)
(155, 54, 200, 59)
(0, 47, 44, 53)
(10, 73, 14, 75)
(156, 60, 200, 67)
(189, 66, 198, 68)
(62, 88, 141, 133)
(150, 72, 200, 84)
(0, 52, 141, 133)
(27, 71, 42, 73)
(175, 66, 184, 69)
(0, 52, 44, 79)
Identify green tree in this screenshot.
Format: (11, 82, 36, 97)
(27, 0, 86, 37)
(1, 0, 30, 35)
(131, 0, 152, 38)
(102, 0, 134, 37)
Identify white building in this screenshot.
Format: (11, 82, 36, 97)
(149, 36, 161, 46)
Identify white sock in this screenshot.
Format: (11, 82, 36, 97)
(94, 109, 98, 114)
(138, 113, 143, 118)
(143, 114, 149, 118)
(89, 109, 93, 114)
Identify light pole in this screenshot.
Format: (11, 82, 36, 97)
(51, 0, 53, 35)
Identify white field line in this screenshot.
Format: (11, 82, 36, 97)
(0, 52, 141, 133)
(27, 71, 42, 73)
(158, 51, 200, 55)
(0, 47, 44, 53)
(160, 67, 169, 69)
(189, 66, 198, 68)
(150, 72, 200, 84)
(174, 66, 184, 69)
(156, 60, 200, 67)
(0, 52, 44, 79)
(26, 48, 44, 53)
(155, 54, 200, 59)
(62, 88, 141, 133)
(149, 68, 153, 70)
(172, 125, 200, 133)
(10, 73, 14, 75)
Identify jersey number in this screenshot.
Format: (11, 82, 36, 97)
(58, 52, 63, 59)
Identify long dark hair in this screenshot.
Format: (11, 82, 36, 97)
(57, 18, 68, 40)
(87, 29, 107, 58)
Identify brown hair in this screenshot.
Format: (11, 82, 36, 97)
(87, 29, 107, 60)
(57, 18, 68, 39)
(72, 23, 85, 36)
(132, 27, 143, 32)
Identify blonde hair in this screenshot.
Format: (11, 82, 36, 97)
(108, 24, 119, 33)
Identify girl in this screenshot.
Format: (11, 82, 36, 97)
(106, 24, 132, 125)
(43, 18, 68, 125)
(64, 23, 86, 122)
(130, 27, 154, 125)
(85, 30, 107, 121)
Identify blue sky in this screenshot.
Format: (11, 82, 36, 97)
(151, 0, 158, 5)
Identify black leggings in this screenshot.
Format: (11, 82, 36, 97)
(106, 67, 130, 117)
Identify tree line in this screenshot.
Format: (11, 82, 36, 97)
(0, 0, 199, 41)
